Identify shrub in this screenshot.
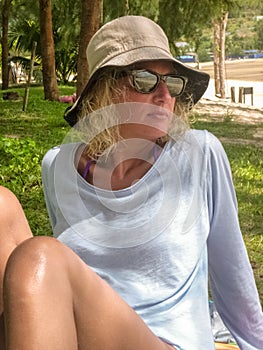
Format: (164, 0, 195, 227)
(0, 137, 41, 193)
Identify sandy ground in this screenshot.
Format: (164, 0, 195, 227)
(200, 58, 263, 109)
(200, 58, 263, 82)
(194, 97, 263, 125)
(193, 98, 263, 148)
(194, 59, 263, 130)
(191, 60, 263, 147)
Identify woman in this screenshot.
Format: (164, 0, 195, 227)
(2, 16, 263, 350)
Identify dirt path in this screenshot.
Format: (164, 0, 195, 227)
(195, 98, 263, 124)
(193, 98, 263, 147)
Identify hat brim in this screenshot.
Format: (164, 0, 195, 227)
(64, 48, 209, 127)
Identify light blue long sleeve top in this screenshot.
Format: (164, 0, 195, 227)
(42, 129, 263, 350)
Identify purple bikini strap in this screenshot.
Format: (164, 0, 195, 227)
(153, 144, 159, 161)
(83, 145, 159, 179)
(83, 160, 96, 179)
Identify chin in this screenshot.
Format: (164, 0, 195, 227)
(119, 122, 170, 141)
(141, 126, 169, 140)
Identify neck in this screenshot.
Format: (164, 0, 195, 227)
(104, 139, 158, 177)
(78, 140, 164, 190)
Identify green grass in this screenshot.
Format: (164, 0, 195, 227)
(1, 86, 263, 302)
(0, 85, 72, 235)
(192, 119, 263, 302)
(192, 118, 262, 141)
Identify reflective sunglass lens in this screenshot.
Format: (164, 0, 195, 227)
(131, 70, 185, 97)
(166, 77, 184, 97)
(133, 71, 158, 93)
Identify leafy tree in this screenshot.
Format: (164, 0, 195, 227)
(2, 0, 262, 98)
(103, 0, 128, 19)
(52, 0, 80, 84)
(212, 0, 262, 98)
(159, 0, 252, 98)
(103, 0, 159, 22)
(9, 19, 40, 55)
(6, 0, 80, 85)
(8, 0, 40, 58)
(256, 19, 263, 50)
(158, 0, 214, 54)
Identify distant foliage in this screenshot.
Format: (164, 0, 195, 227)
(0, 137, 42, 194)
(256, 19, 263, 50)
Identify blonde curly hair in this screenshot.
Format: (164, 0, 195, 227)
(78, 68, 191, 160)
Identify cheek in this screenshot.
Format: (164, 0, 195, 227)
(167, 98, 176, 111)
(112, 77, 133, 104)
(123, 87, 144, 103)
(113, 88, 147, 105)
(124, 90, 156, 106)
(112, 89, 127, 104)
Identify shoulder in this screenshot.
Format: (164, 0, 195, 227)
(42, 145, 61, 169)
(186, 129, 227, 159)
(171, 129, 225, 159)
(174, 129, 230, 177)
(42, 143, 80, 170)
(185, 129, 222, 147)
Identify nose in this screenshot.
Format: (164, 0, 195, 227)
(153, 80, 174, 102)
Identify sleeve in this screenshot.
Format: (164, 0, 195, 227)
(41, 146, 60, 231)
(206, 133, 263, 349)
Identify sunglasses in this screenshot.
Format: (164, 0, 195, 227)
(119, 69, 187, 97)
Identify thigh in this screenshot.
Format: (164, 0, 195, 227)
(71, 258, 175, 350)
(0, 186, 32, 311)
(4, 236, 175, 350)
(54, 238, 175, 350)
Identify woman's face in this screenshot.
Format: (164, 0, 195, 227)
(114, 60, 177, 141)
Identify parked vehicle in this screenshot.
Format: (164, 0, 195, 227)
(176, 53, 200, 69)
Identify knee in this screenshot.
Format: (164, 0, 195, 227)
(4, 236, 70, 296)
(0, 186, 32, 243)
(0, 187, 18, 225)
(0, 186, 21, 217)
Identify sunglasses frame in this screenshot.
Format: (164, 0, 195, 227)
(125, 69, 188, 97)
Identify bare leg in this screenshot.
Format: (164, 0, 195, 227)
(0, 186, 33, 349)
(4, 236, 174, 350)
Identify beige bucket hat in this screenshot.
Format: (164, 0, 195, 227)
(64, 15, 210, 126)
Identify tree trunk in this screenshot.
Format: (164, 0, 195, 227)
(1, 0, 12, 90)
(219, 11, 228, 98)
(125, 0, 130, 15)
(213, 19, 221, 96)
(39, 0, 59, 101)
(76, 0, 103, 97)
(213, 11, 228, 98)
